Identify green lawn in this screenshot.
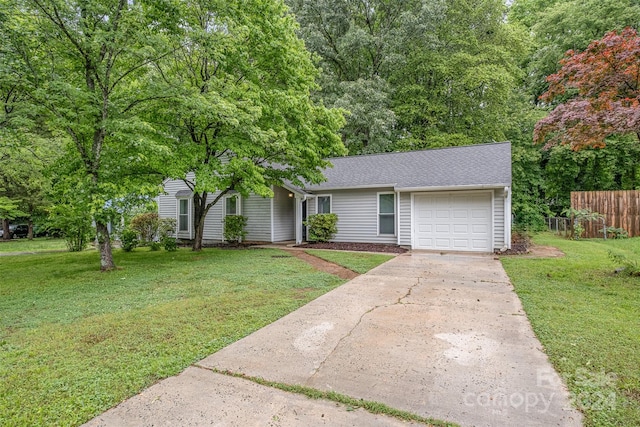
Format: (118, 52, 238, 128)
(0, 247, 390, 426)
(304, 249, 395, 273)
(0, 238, 68, 253)
(500, 234, 640, 427)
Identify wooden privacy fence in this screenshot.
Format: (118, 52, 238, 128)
(571, 190, 640, 238)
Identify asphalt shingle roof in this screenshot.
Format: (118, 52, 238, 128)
(304, 142, 511, 192)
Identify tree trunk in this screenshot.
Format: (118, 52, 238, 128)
(2, 218, 9, 241)
(27, 219, 33, 240)
(95, 221, 116, 271)
(193, 215, 205, 251)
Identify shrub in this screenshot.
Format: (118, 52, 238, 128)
(162, 236, 178, 252)
(149, 241, 161, 251)
(224, 215, 247, 244)
(608, 250, 640, 276)
(158, 218, 176, 240)
(120, 228, 138, 252)
(49, 204, 93, 252)
(304, 213, 338, 242)
(129, 212, 160, 244)
(604, 226, 629, 239)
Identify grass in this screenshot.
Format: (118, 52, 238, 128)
(213, 368, 456, 427)
(0, 247, 391, 426)
(500, 233, 640, 427)
(304, 249, 395, 273)
(0, 238, 68, 253)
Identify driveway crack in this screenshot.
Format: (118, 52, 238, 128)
(307, 278, 421, 382)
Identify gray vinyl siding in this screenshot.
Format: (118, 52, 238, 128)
(159, 178, 192, 240)
(306, 198, 316, 216)
(398, 192, 412, 246)
(323, 188, 396, 244)
(243, 194, 272, 242)
(493, 188, 505, 249)
(272, 186, 295, 242)
(202, 197, 223, 241)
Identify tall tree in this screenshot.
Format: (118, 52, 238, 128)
(392, 0, 528, 148)
(287, 0, 411, 153)
(289, 0, 528, 153)
(534, 28, 640, 150)
(153, 0, 345, 250)
(510, 0, 640, 103)
(5, 0, 179, 269)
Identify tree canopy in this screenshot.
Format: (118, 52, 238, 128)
(534, 28, 640, 150)
(152, 0, 345, 250)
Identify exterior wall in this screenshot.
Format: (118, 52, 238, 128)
(493, 188, 505, 249)
(243, 194, 272, 242)
(320, 188, 397, 244)
(159, 177, 193, 240)
(398, 192, 412, 246)
(272, 186, 295, 242)
(158, 176, 223, 242)
(397, 188, 507, 250)
(202, 196, 223, 241)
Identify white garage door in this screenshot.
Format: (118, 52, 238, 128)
(413, 192, 492, 252)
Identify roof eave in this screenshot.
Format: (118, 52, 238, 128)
(304, 183, 397, 192)
(394, 183, 511, 192)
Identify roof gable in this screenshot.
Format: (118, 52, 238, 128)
(304, 142, 512, 192)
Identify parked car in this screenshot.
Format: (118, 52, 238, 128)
(12, 224, 29, 238)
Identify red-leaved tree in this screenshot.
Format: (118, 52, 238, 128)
(534, 27, 640, 150)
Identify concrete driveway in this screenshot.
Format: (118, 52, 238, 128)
(85, 252, 582, 427)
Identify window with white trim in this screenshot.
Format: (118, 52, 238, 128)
(178, 199, 189, 232)
(317, 195, 331, 214)
(378, 193, 395, 235)
(225, 194, 240, 216)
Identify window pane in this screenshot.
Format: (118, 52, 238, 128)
(318, 196, 331, 213)
(179, 215, 189, 231)
(379, 214, 394, 234)
(226, 195, 237, 215)
(178, 199, 189, 232)
(379, 194, 394, 214)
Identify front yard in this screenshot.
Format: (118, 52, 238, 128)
(501, 234, 640, 427)
(0, 247, 388, 426)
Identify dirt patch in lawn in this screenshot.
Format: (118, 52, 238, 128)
(296, 242, 407, 254)
(281, 249, 359, 280)
(496, 244, 565, 258)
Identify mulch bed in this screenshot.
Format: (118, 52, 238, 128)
(296, 242, 408, 254)
(495, 242, 530, 256)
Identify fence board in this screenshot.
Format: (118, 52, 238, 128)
(571, 191, 640, 238)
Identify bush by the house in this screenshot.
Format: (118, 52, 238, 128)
(120, 228, 138, 252)
(161, 236, 178, 251)
(224, 215, 247, 244)
(304, 213, 338, 243)
(129, 213, 160, 244)
(128, 213, 176, 249)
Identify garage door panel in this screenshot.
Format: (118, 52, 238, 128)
(472, 209, 489, 218)
(472, 224, 488, 233)
(414, 192, 492, 252)
(453, 224, 468, 233)
(452, 210, 468, 219)
(418, 224, 432, 233)
(472, 239, 490, 249)
(435, 224, 450, 233)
